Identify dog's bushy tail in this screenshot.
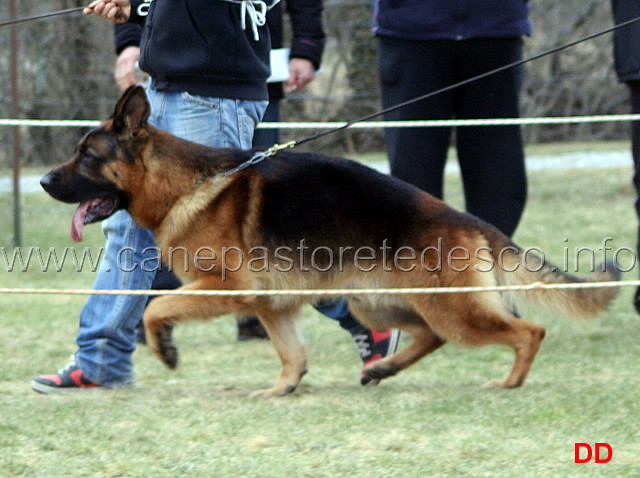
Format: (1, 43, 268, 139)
(494, 248, 621, 319)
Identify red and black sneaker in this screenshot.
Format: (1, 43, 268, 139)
(31, 355, 98, 394)
(353, 328, 400, 386)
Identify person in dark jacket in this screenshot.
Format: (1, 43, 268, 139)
(32, 0, 398, 392)
(611, 0, 640, 312)
(32, 0, 272, 393)
(372, 0, 531, 238)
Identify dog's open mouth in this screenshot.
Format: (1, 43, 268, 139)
(71, 196, 120, 242)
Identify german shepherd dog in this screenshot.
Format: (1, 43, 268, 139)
(41, 86, 620, 397)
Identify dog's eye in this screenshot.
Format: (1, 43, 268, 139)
(79, 153, 96, 167)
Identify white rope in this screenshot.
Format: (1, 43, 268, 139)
(0, 119, 100, 127)
(1, 114, 640, 129)
(0, 278, 631, 298)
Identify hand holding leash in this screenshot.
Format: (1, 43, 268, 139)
(84, 0, 131, 23)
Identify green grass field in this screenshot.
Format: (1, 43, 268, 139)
(1, 155, 639, 477)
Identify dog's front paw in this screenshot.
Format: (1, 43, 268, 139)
(362, 361, 399, 385)
(360, 375, 380, 386)
(249, 384, 297, 399)
(482, 378, 521, 389)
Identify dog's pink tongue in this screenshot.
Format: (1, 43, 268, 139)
(71, 201, 91, 242)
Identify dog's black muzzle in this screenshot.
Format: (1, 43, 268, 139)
(40, 170, 74, 202)
(41, 169, 118, 204)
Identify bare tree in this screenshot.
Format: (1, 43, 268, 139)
(522, 0, 627, 142)
(0, 0, 631, 165)
(0, 0, 116, 166)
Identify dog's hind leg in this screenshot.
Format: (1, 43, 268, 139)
(249, 306, 307, 398)
(412, 294, 546, 388)
(143, 279, 255, 369)
(479, 317, 546, 389)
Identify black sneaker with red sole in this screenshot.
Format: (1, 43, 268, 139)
(352, 327, 400, 386)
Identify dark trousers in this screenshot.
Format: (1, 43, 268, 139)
(252, 100, 281, 148)
(629, 82, 640, 248)
(378, 37, 527, 237)
(628, 82, 640, 309)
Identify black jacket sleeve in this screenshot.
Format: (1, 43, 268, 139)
(286, 0, 325, 70)
(114, 22, 142, 55)
(113, 0, 149, 54)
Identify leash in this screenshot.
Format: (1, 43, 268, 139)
(226, 14, 640, 174)
(293, 15, 640, 149)
(0, 7, 88, 27)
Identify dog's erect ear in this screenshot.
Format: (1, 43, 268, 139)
(112, 85, 150, 136)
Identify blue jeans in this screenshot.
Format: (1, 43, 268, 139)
(75, 88, 267, 385)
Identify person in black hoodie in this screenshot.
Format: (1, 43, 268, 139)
(110, 1, 323, 343)
(32, 0, 273, 393)
(611, 0, 640, 312)
(32, 0, 397, 393)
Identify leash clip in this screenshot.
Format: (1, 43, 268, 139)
(222, 140, 297, 177)
(264, 140, 296, 156)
